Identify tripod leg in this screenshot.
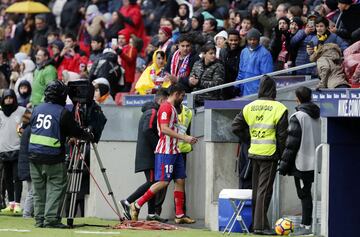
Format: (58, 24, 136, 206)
(67, 143, 87, 227)
(60, 145, 79, 217)
(91, 143, 122, 219)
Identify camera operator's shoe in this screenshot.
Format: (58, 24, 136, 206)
(44, 223, 69, 229)
(146, 214, 168, 223)
(120, 200, 131, 220)
(174, 215, 196, 224)
(130, 202, 140, 221)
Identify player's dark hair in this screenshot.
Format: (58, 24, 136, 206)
(168, 83, 186, 95)
(155, 88, 169, 102)
(295, 86, 312, 103)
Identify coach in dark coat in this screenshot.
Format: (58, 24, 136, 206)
(134, 101, 161, 173)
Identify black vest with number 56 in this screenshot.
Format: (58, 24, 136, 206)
(29, 103, 63, 155)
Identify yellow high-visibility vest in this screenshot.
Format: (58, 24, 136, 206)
(177, 105, 193, 153)
(243, 99, 287, 156)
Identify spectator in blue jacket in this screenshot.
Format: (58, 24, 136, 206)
(236, 28, 273, 96)
(290, 20, 316, 75)
(308, 16, 348, 53)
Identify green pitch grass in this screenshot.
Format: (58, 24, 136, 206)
(0, 215, 270, 237)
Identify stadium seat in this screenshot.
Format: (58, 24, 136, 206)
(222, 189, 252, 235)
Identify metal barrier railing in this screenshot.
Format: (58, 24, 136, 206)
(187, 62, 317, 108)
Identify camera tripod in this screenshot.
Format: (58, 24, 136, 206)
(60, 103, 122, 227)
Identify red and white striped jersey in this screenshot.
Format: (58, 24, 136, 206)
(155, 101, 180, 154)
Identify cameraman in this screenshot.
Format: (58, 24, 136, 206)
(28, 80, 93, 228)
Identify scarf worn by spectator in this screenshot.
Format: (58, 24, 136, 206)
(278, 34, 289, 63)
(170, 50, 190, 78)
(316, 30, 330, 52)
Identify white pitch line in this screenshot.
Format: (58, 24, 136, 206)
(74, 231, 121, 235)
(0, 229, 31, 232)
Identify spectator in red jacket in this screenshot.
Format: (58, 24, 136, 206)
(56, 33, 88, 80)
(113, 28, 138, 92)
(119, 0, 148, 52)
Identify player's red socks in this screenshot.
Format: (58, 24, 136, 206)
(137, 189, 155, 207)
(174, 191, 185, 217)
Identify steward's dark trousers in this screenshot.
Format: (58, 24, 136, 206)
(251, 159, 277, 231)
(294, 177, 313, 226)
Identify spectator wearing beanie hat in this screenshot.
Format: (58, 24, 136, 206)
(236, 28, 273, 96)
(158, 26, 174, 60)
(334, 0, 360, 43)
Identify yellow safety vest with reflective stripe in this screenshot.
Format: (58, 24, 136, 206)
(243, 99, 287, 156)
(177, 105, 193, 153)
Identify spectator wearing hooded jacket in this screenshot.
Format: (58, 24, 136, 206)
(84, 5, 105, 41)
(17, 80, 31, 108)
(190, 12, 204, 33)
(14, 59, 35, 97)
(236, 28, 273, 96)
(114, 28, 138, 92)
(173, 3, 192, 33)
(278, 86, 321, 236)
(120, 0, 148, 52)
(0, 89, 26, 215)
(310, 43, 350, 89)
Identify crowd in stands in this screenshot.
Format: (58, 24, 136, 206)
(0, 0, 358, 107)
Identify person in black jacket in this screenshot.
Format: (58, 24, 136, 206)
(120, 89, 169, 223)
(219, 29, 243, 100)
(28, 80, 93, 228)
(17, 110, 33, 218)
(278, 86, 321, 236)
(334, 0, 360, 43)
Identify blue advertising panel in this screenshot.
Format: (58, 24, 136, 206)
(313, 89, 360, 117)
(123, 95, 188, 107)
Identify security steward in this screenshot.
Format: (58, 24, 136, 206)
(232, 75, 288, 235)
(28, 80, 93, 228)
